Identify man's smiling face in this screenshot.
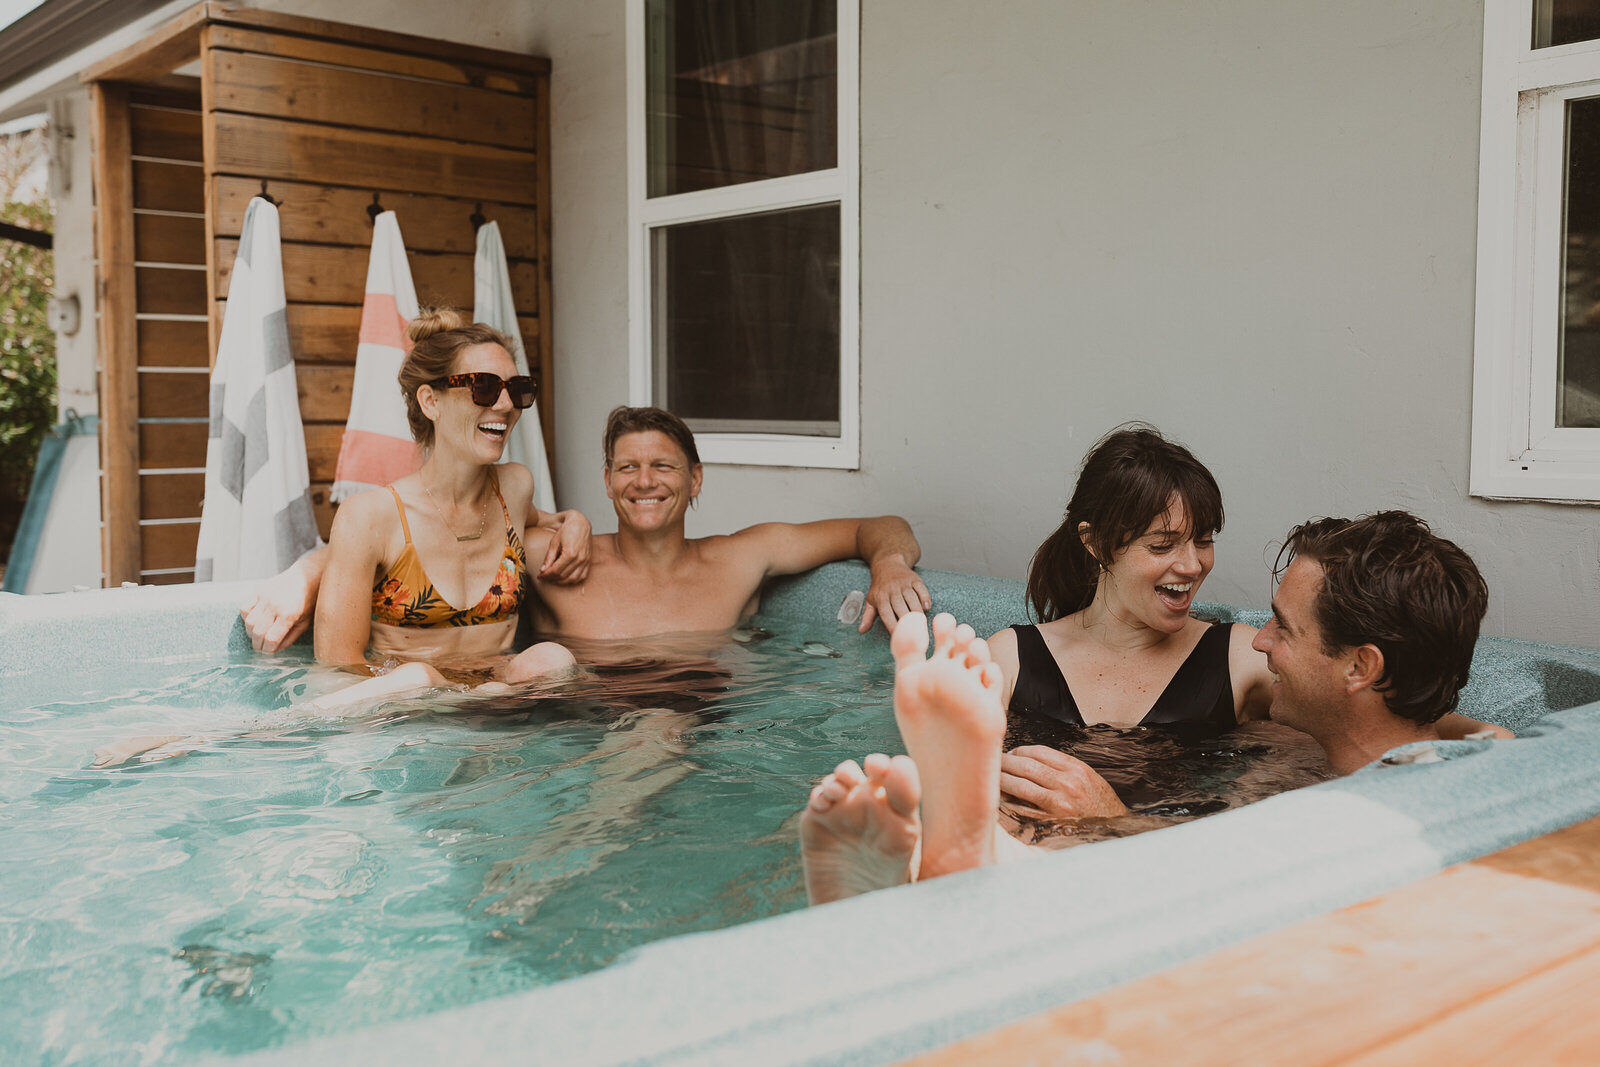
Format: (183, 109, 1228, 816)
(1251, 556, 1350, 733)
(604, 430, 702, 533)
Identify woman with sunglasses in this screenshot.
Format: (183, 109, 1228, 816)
(308, 307, 577, 709)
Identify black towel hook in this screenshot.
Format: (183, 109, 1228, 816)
(470, 203, 487, 233)
(366, 192, 384, 225)
(253, 179, 280, 207)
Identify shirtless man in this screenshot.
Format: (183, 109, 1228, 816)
(800, 511, 1496, 904)
(242, 405, 930, 650)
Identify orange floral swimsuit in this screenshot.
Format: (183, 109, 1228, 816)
(370, 482, 526, 628)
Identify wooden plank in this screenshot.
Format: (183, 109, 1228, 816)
(130, 104, 203, 161)
(1473, 802, 1600, 892)
(136, 266, 208, 315)
(1340, 944, 1600, 1066)
(141, 521, 200, 570)
(137, 369, 209, 419)
(80, 2, 207, 84)
(92, 81, 141, 587)
(140, 471, 205, 520)
(209, 112, 538, 203)
(134, 212, 206, 264)
(138, 422, 208, 469)
(205, 24, 538, 95)
(304, 423, 343, 483)
(213, 239, 540, 310)
(128, 76, 204, 107)
(138, 318, 210, 368)
(139, 570, 196, 586)
(310, 481, 336, 541)
(531, 70, 556, 464)
(910, 820, 1600, 1067)
(235, 303, 537, 364)
(209, 50, 536, 151)
(207, 4, 551, 76)
(211, 175, 541, 256)
(132, 159, 203, 213)
(295, 363, 353, 422)
(201, 24, 222, 367)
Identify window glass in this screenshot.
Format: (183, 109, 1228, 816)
(651, 204, 841, 434)
(1534, 0, 1600, 48)
(645, 0, 837, 197)
(1562, 97, 1600, 427)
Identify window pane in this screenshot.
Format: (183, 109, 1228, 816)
(1534, 0, 1600, 48)
(645, 0, 837, 197)
(1562, 98, 1600, 427)
(652, 204, 841, 435)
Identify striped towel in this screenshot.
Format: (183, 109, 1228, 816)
(330, 210, 422, 501)
(194, 198, 320, 581)
(474, 220, 556, 512)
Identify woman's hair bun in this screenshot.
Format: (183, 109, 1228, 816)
(406, 306, 472, 344)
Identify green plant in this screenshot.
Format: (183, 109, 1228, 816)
(0, 125, 56, 511)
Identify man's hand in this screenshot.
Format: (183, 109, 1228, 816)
(240, 562, 317, 652)
(537, 509, 592, 584)
(861, 556, 932, 633)
(1000, 745, 1128, 819)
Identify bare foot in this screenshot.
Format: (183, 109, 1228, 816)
(800, 753, 922, 905)
(891, 612, 1007, 880)
(504, 641, 578, 684)
(91, 734, 192, 768)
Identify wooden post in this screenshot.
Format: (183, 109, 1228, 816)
(532, 67, 556, 467)
(90, 81, 142, 586)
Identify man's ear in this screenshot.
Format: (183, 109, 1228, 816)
(602, 463, 615, 500)
(1345, 644, 1385, 695)
(690, 463, 703, 501)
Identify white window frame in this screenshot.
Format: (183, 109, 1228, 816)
(1472, 0, 1600, 501)
(625, 0, 860, 469)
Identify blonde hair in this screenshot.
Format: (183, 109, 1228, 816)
(397, 307, 518, 447)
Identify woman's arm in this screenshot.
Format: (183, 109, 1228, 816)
(1229, 623, 1276, 722)
(314, 492, 388, 667)
(1437, 712, 1514, 740)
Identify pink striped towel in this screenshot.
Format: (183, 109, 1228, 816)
(330, 210, 423, 501)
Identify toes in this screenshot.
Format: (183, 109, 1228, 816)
(948, 622, 977, 660)
(891, 611, 931, 670)
(964, 635, 991, 669)
(881, 755, 922, 817)
(861, 752, 892, 780)
(833, 758, 866, 787)
(929, 612, 958, 657)
(979, 660, 1005, 693)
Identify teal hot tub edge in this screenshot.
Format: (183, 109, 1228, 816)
(6, 564, 1600, 1066)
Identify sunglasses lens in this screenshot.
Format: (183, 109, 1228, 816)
(464, 374, 500, 406)
(509, 378, 537, 409)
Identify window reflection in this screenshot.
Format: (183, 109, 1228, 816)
(1561, 97, 1600, 427)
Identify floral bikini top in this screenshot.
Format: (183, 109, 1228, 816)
(370, 480, 526, 628)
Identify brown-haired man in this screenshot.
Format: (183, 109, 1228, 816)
(243, 405, 929, 648)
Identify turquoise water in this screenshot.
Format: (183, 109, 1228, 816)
(0, 616, 1327, 1064)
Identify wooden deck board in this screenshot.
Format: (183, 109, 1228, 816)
(905, 816, 1600, 1067)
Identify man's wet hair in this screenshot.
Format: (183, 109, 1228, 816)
(602, 406, 701, 468)
(1277, 511, 1488, 725)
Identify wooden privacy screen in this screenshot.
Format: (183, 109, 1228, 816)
(85, 3, 554, 586)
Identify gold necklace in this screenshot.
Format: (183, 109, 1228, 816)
(422, 479, 487, 542)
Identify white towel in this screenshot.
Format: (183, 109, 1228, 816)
(474, 220, 556, 513)
(331, 210, 422, 501)
(194, 198, 320, 581)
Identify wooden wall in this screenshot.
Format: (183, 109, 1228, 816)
(92, 78, 210, 586)
(89, 4, 554, 585)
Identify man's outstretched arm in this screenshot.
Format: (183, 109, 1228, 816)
(240, 505, 592, 652)
(741, 515, 932, 633)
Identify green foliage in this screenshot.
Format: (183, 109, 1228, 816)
(0, 126, 56, 505)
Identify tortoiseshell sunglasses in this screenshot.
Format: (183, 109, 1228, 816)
(425, 372, 538, 409)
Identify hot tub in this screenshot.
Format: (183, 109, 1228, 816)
(5, 562, 1600, 1066)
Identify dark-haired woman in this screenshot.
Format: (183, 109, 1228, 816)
(985, 426, 1504, 820)
(309, 308, 577, 709)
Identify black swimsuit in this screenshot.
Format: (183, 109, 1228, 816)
(1007, 622, 1237, 729)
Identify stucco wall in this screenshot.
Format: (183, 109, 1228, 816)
(523, 0, 1593, 644)
(19, 0, 1597, 643)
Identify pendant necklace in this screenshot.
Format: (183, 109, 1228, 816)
(422, 480, 487, 542)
